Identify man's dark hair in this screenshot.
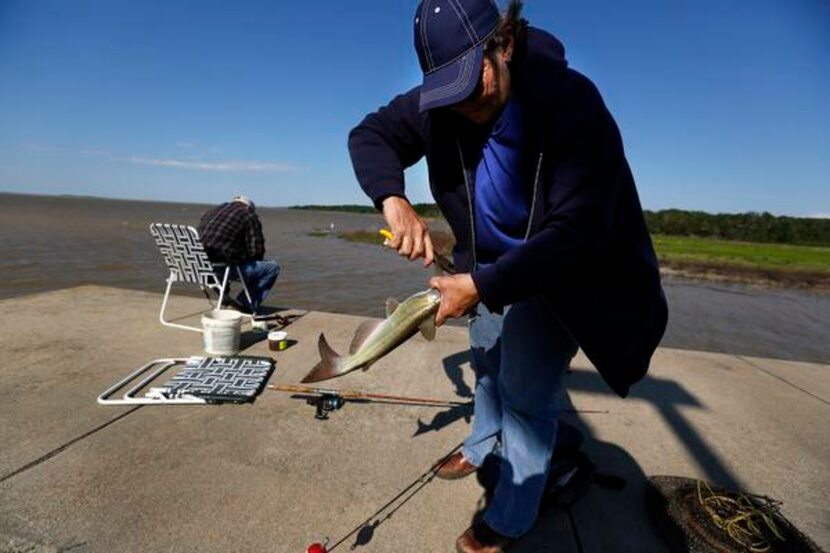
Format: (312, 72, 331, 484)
(484, 0, 528, 61)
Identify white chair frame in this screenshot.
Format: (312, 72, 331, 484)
(150, 223, 255, 333)
(97, 358, 207, 405)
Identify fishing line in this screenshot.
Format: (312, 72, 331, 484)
(696, 480, 786, 552)
(326, 442, 463, 552)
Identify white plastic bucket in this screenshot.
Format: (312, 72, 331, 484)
(201, 309, 243, 355)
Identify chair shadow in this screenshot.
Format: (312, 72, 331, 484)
(255, 305, 288, 316)
(239, 329, 268, 349)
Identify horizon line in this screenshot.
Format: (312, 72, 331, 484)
(1, 190, 828, 220)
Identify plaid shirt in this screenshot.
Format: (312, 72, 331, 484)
(197, 202, 265, 264)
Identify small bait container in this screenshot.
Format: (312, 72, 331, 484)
(268, 330, 288, 351)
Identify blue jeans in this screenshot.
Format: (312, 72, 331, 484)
(231, 260, 280, 311)
(462, 299, 577, 537)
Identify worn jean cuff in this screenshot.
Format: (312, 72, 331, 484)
(460, 445, 486, 468)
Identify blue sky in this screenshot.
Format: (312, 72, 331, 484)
(1, 0, 828, 217)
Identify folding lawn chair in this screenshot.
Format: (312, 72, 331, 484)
(149, 223, 256, 332)
(97, 355, 275, 405)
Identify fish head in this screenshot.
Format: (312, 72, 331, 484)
(424, 287, 442, 307)
(404, 288, 442, 310)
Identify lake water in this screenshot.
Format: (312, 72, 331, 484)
(2, 193, 828, 364)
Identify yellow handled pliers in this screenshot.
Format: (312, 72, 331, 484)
(379, 229, 456, 274)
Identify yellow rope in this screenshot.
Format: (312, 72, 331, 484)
(696, 480, 786, 552)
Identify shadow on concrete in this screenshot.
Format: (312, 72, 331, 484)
(253, 304, 290, 316)
(461, 405, 664, 552)
(412, 402, 473, 436)
(252, 305, 304, 324)
(239, 329, 268, 349)
(427, 348, 743, 551)
(282, 338, 300, 349)
(442, 350, 474, 399)
(407, 350, 476, 437)
(324, 346, 741, 551)
(431, 346, 742, 490)
(534, 406, 666, 551)
(241, 311, 305, 351)
(484, 364, 742, 551)
(565, 368, 742, 491)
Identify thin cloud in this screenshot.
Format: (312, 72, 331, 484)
(124, 156, 297, 173)
(22, 142, 109, 156)
(22, 141, 297, 173)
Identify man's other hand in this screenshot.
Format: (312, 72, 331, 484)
(382, 196, 434, 267)
(429, 273, 479, 326)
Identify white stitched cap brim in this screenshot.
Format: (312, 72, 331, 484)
(419, 46, 484, 112)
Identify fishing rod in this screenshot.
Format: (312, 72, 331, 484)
(269, 383, 471, 419)
(270, 384, 608, 420)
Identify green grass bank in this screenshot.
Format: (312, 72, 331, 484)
(309, 227, 830, 290)
(295, 205, 830, 290)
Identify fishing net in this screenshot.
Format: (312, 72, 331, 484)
(645, 475, 824, 553)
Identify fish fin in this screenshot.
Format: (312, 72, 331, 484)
(385, 298, 400, 317)
(361, 362, 373, 372)
(419, 317, 436, 341)
(349, 320, 381, 355)
(301, 333, 346, 383)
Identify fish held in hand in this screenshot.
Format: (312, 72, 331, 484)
(301, 288, 442, 383)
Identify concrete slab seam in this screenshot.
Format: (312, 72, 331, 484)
(735, 356, 830, 407)
(0, 407, 142, 484)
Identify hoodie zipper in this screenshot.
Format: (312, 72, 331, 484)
(524, 152, 543, 240)
(456, 139, 477, 268)
(456, 139, 543, 262)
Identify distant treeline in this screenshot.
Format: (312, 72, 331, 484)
(644, 210, 830, 247)
(291, 203, 443, 217)
(291, 205, 830, 247)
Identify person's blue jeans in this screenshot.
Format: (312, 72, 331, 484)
(231, 260, 280, 311)
(462, 299, 577, 537)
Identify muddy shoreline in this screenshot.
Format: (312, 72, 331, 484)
(332, 229, 830, 293)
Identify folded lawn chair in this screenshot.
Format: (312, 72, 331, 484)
(97, 356, 275, 405)
(150, 223, 256, 332)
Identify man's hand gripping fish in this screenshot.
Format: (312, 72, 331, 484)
(301, 288, 442, 383)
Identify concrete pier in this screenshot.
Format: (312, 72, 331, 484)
(1, 286, 828, 552)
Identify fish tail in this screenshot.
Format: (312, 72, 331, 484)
(301, 333, 348, 383)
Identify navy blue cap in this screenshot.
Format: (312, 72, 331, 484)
(414, 0, 500, 112)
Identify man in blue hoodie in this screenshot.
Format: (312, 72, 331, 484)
(349, 1, 668, 550)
